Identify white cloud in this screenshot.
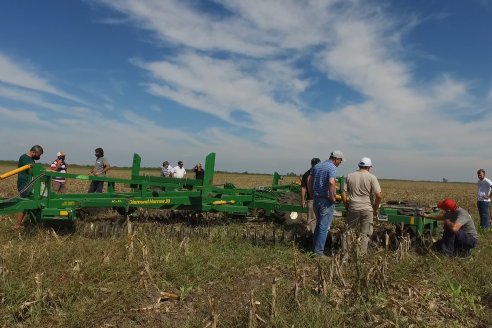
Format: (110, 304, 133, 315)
(1, 0, 491, 181)
(92, 0, 492, 180)
(0, 106, 53, 128)
(0, 85, 62, 111)
(0, 53, 79, 101)
(428, 75, 470, 107)
(96, 0, 278, 57)
(139, 53, 307, 132)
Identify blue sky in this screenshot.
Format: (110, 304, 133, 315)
(1, 0, 491, 182)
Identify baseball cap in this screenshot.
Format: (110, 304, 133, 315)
(437, 198, 458, 211)
(311, 158, 321, 166)
(57, 151, 65, 157)
(358, 157, 372, 167)
(330, 150, 344, 160)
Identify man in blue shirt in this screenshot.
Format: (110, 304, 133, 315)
(308, 150, 344, 256)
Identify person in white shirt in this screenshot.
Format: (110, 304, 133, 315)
(173, 161, 186, 178)
(477, 169, 492, 229)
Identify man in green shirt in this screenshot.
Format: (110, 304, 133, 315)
(15, 145, 43, 229)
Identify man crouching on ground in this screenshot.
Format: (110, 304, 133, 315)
(421, 198, 478, 257)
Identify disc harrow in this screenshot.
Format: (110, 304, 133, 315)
(1, 152, 439, 247)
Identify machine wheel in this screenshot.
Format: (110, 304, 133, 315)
(25, 210, 42, 225)
(113, 206, 137, 216)
(273, 192, 304, 226)
(42, 218, 76, 234)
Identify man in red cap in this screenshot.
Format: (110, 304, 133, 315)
(421, 198, 478, 257)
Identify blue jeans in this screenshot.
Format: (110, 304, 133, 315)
(434, 225, 477, 256)
(477, 201, 490, 229)
(313, 198, 335, 255)
(88, 180, 104, 193)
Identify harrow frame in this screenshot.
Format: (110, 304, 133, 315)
(0, 153, 439, 239)
(0, 153, 306, 223)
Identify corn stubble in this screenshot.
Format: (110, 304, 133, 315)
(0, 164, 489, 327)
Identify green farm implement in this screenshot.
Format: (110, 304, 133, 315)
(0, 153, 307, 225)
(0, 153, 437, 242)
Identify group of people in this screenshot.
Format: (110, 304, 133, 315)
(301, 150, 488, 259)
(48, 147, 112, 194)
(161, 161, 205, 180)
(14, 145, 111, 229)
(13, 145, 209, 229)
(11, 145, 491, 256)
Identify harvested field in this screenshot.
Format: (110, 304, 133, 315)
(0, 164, 490, 327)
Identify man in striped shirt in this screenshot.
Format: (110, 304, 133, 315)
(50, 151, 68, 193)
(308, 150, 344, 256)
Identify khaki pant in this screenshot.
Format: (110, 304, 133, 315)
(344, 209, 373, 255)
(306, 199, 316, 234)
(52, 181, 67, 194)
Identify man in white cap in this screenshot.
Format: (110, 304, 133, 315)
(343, 157, 383, 255)
(50, 151, 68, 193)
(307, 150, 344, 256)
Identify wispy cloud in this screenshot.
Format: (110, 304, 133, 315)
(0, 53, 80, 102)
(91, 0, 492, 177)
(1, 0, 491, 181)
(0, 106, 53, 127)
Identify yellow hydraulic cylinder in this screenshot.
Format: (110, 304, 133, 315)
(0, 165, 32, 180)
